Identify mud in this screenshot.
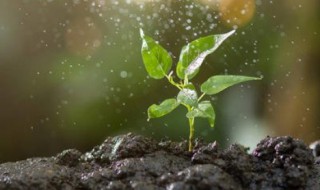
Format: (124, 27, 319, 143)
(0, 133, 319, 189)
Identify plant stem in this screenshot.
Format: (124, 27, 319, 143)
(184, 75, 189, 86)
(165, 75, 182, 90)
(198, 92, 206, 101)
(187, 107, 195, 151)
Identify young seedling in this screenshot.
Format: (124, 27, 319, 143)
(140, 29, 261, 151)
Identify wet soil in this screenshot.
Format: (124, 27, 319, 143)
(0, 133, 319, 189)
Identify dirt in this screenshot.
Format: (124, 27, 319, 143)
(0, 133, 319, 190)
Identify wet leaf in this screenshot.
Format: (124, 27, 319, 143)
(186, 101, 215, 127)
(177, 86, 198, 107)
(176, 30, 235, 80)
(201, 75, 261, 95)
(148, 98, 179, 119)
(140, 29, 172, 79)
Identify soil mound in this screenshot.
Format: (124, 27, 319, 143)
(0, 133, 319, 189)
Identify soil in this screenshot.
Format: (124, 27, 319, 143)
(0, 133, 319, 190)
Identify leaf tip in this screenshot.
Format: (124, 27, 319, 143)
(229, 29, 236, 35)
(252, 76, 263, 81)
(139, 28, 145, 38)
(222, 30, 236, 39)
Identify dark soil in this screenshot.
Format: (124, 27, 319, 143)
(0, 133, 319, 189)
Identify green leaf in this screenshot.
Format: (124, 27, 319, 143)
(176, 30, 235, 80)
(177, 85, 198, 107)
(140, 29, 172, 79)
(186, 101, 215, 127)
(148, 98, 179, 120)
(201, 75, 261, 95)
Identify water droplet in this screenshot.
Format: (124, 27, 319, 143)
(120, 71, 128, 78)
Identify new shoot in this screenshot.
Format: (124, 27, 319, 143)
(140, 29, 261, 151)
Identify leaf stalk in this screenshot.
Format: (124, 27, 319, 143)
(187, 106, 195, 151)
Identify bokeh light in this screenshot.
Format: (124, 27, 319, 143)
(65, 17, 102, 56)
(219, 0, 256, 28)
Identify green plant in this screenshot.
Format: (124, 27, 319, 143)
(140, 29, 261, 151)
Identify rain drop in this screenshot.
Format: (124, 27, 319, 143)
(120, 71, 128, 78)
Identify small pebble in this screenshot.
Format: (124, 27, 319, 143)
(309, 140, 320, 157)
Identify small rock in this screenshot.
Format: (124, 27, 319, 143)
(172, 164, 242, 190)
(309, 140, 320, 157)
(55, 149, 82, 167)
(252, 136, 314, 167)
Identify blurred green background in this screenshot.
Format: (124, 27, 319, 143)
(1, 0, 320, 162)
